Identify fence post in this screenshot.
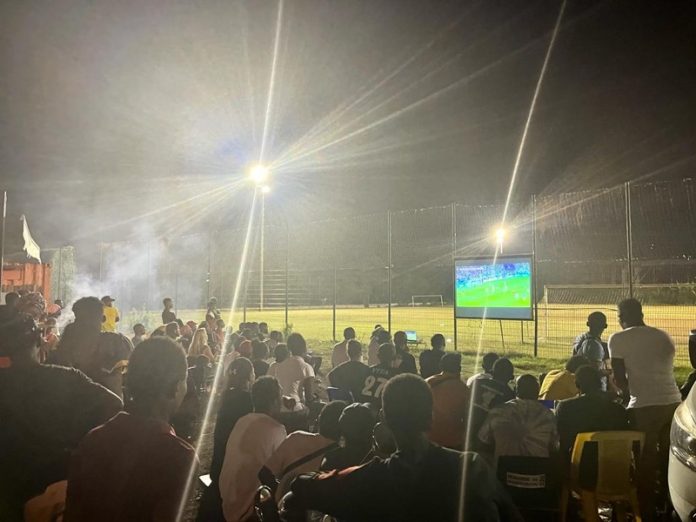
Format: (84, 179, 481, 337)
(57, 247, 62, 301)
(532, 194, 539, 357)
(207, 232, 212, 302)
(624, 181, 634, 298)
(451, 202, 458, 351)
(284, 223, 289, 330)
(387, 210, 392, 332)
(332, 255, 337, 342)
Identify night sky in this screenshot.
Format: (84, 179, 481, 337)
(0, 0, 694, 252)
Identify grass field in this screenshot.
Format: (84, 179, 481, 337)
(124, 303, 695, 383)
(456, 274, 531, 308)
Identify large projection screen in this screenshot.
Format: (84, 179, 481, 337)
(455, 255, 533, 320)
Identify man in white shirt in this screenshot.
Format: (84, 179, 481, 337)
(331, 327, 355, 368)
(609, 298, 681, 522)
(260, 400, 345, 502)
(466, 352, 499, 388)
(478, 374, 558, 465)
(268, 333, 315, 410)
(219, 376, 286, 522)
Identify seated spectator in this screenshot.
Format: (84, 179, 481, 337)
(131, 323, 147, 347)
(165, 321, 180, 341)
(0, 314, 122, 520)
(215, 318, 226, 349)
(467, 352, 499, 388)
(94, 332, 133, 399)
(331, 327, 356, 368)
(367, 327, 391, 366)
(65, 337, 195, 521)
(0, 291, 20, 322)
(267, 333, 315, 410)
(210, 358, 255, 484)
(186, 320, 198, 336)
(268, 330, 283, 352)
(468, 357, 516, 450)
(321, 403, 377, 471)
(478, 374, 558, 464)
(426, 352, 469, 450)
(219, 376, 286, 522)
(189, 327, 215, 363)
(286, 374, 523, 522)
(252, 339, 270, 377)
(393, 331, 417, 374)
(238, 339, 253, 359)
(259, 322, 269, 338)
(419, 333, 446, 379)
(363, 343, 400, 407)
(327, 339, 371, 401)
(270, 343, 289, 366)
(556, 365, 631, 457)
(198, 357, 255, 522)
(179, 322, 193, 351)
(261, 401, 346, 502)
(539, 355, 589, 401)
(40, 319, 60, 362)
(18, 292, 46, 321)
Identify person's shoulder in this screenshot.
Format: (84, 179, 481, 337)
(39, 363, 95, 384)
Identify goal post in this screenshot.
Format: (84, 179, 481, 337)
(410, 294, 444, 307)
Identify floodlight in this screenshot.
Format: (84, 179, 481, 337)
(248, 164, 270, 186)
(494, 227, 506, 244)
(493, 225, 507, 253)
(261, 185, 271, 194)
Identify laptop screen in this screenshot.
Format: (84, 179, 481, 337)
(405, 330, 417, 342)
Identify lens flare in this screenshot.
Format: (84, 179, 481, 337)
(176, 193, 259, 521)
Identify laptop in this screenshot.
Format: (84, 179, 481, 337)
(405, 330, 418, 343)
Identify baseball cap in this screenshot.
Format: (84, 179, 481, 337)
(101, 295, 116, 303)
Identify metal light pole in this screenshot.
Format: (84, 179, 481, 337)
(259, 187, 266, 310)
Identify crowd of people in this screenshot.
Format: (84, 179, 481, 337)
(0, 292, 691, 521)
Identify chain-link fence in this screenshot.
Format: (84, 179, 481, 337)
(96, 178, 696, 363)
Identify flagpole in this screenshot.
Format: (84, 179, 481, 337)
(0, 191, 6, 300)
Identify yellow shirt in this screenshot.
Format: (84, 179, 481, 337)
(102, 306, 120, 332)
(539, 369, 578, 401)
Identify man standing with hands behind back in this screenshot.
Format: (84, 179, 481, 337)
(100, 296, 119, 333)
(609, 298, 681, 522)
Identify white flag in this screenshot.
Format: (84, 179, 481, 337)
(21, 215, 41, 262)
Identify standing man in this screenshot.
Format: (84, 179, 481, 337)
(609, 298, 681, 521)
(207, 297, 221, 320)
(331, 327, 356, 368)
(162, 298, 176, 325)
(573, 311, 608, 364)
(101, 296, 119, 333)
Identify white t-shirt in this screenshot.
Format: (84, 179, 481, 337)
(331, 341, 349, 368)
(220, 413, 287, 522)
(264, 431, 336, 502)
(267, 356, 315, 403)
(609, 325, 681, 408)
(478, 398, 558, 464)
